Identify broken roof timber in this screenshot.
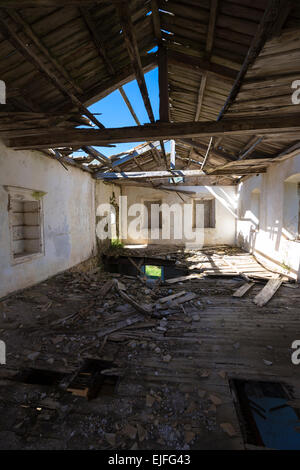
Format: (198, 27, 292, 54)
(95, 169, 206, 180)
(0, 0, 115, 5)
(218, 0, 293, 120)
(7, 113, 300, 150)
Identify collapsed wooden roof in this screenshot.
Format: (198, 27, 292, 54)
(0, 0, 300, 185)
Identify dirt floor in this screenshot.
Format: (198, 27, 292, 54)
(0, 246, 299, 450)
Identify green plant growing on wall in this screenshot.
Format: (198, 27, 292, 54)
(281, 261, 291, 272)
(110, 191, 120, 239)
(31, 191, 47, 200)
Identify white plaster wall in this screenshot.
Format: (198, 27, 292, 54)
(237, 154, 300, 280)
(95, 180, 121, 245)
(120, 185, 237, 246)
(0, 140, 96, 298)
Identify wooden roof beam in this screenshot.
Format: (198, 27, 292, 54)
(151, 0, 169, 123)
(95, 169, 206, 180)
(0, 0, 117, 6)
(6, 9, 82, 95)
(7, 113, 300, 149)
(168, 50, 236, 81)
(0, 10, 104, 129)
(218, 0, 293, 120)
(80, 7, 115, 76)
(116, 1, 155, 124)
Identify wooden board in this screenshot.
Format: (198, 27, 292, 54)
(232, 282, 255, 298)
(253, 278, 283, 307)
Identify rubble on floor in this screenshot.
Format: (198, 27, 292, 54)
(0, 246, 299, 450)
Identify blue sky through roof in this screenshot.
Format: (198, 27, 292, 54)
(82, 66, 162, 158)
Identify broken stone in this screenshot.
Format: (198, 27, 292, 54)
(162, 354, 172, 363)
(105, 433, 116, 447)
(122, 423, 137, 440)
(198, 389, 206, 398)
(184, 317, 192, 323)
(154, 347, 161, 354)
(200, 369, 210, 378)
(137, 424, 147, 442)
(146, 394, 155, 407)
(263, 359, 273, 366)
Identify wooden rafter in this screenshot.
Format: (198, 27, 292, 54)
(7, 113, 300, 149)
(6, 9, 83, 95)
(151, 0, 169, 123)
(0, 0, 122, 5)
(116, 1, 155, 123)
(168, 50, 236, 81)
(186, 0, 218, 168)
(0, 10, 104, 129)
(94, 167, 266, 180)
(218, 0, 293, 120)
(80, 7, 115, 76)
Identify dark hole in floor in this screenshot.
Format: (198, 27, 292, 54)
(229, 378, 300, 450)
(103, 255, 187, 279)
(67, 359, 119, 400)
(13, 368, 65, 386)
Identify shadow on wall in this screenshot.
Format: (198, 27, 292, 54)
(238, 177, 300, 280)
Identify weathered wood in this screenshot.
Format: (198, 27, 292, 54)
(0, 0, 110, 5)
(113, 279, 152, 316)
(159, 291, 187, 304)
(116, 1, 155, 123)
(165, 274, 202, 284)
(232, 282, 255, 298)
(95, 169, 206, 180)
(6, 9, 82, 95)
(168, 50, 237, 81)
(210, 168, 267, 175)
(218, 0, 292, 120)
(169, 292, 198, 306)
(80, 6, 115, 75)
(205, 0, 218, 56)
(9, 113, 300, 150)
(118, 86, 140, 125)
(158, 46, 170, 122)
(0, 11, 104, 129)
(253, 277, 283, 307)
(151, 0, 162, 43)
(179, 139, 236, 162)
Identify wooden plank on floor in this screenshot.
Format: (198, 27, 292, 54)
(253, 277, 283, 307)
(165, 274, 202, 284)
(233, 282, 255, 298)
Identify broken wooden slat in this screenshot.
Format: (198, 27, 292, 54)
(165, 274, 202, 284)
(169, 292, 198, 306)
(113, 279, 152, 316)
(232, 282, 255, 298)
(253, 277, 283, 307)
(159, 291, 187, 303)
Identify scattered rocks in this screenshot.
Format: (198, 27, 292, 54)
(162, 354, 172, 363)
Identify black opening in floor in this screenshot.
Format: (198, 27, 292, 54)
(67, 359, 119, 400)
(13, 368, 66, 386)
(103, 255, 188, 279)
(230, 379, 300, 450)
